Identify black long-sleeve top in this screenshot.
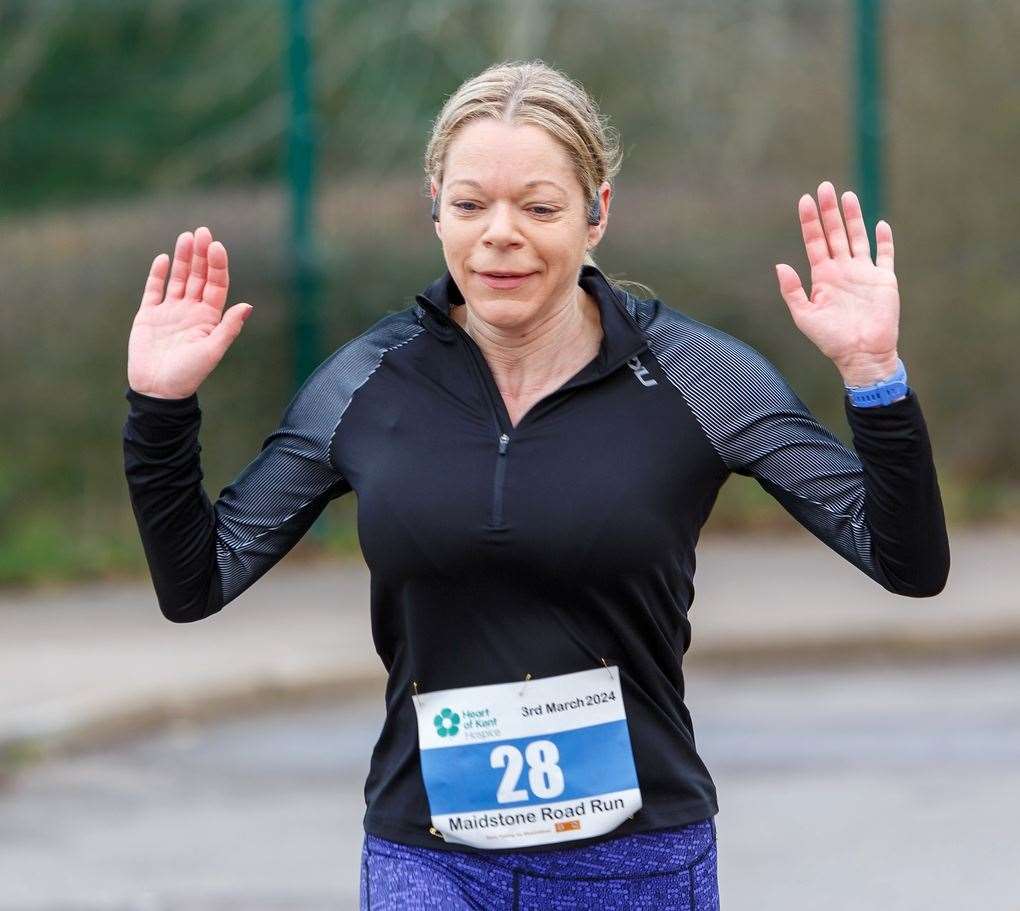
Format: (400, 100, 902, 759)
(122, 264, 950, 853)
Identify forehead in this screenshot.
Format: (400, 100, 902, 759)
(443, 118, 579, 193)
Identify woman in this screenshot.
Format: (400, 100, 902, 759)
(123, 60, 950, 910)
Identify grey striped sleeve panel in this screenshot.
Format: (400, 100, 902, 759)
(214, 311, 426, 606)
(637, 297, 888, 588)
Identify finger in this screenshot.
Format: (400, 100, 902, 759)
(209, 302, 252, 355)
(817, 180, 851, 258)
(202, 240, 230, 312)
(774, 263, 811, 313)
(185, 226, 212, 301)
(841, 190, 872, 260)
(141, 253, 170, 308)
(875, 220, 894, 271)
(798, 194, 830, 268)
(166, 231, 194, 299)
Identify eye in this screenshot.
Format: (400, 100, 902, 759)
(529, 206, 558, 216)
(452, 201, 480, 212)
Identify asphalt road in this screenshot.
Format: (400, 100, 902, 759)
(2, 658, 1019, 910)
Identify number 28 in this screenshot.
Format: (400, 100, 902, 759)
(491, 740, 565, 802)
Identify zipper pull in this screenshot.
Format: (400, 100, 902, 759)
(428, 825, 445, 839)
(498, 432, 510, 455)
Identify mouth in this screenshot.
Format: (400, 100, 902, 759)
(475, 270, 536, 289)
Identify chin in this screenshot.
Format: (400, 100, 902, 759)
(471, 294, 541, 328)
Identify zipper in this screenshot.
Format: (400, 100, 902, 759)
(492, 432, 510, 526)
(449, 325, 515, 529)
(439, 297, 650, 530)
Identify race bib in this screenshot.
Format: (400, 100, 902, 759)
(411, 664, 642, 849)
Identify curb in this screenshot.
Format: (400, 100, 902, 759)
(4, 628, 1019, 783)
(0, 670, 385, 784)
(686, 627, 1020, 670)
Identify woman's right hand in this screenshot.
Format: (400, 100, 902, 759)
(127, 226, 253, 399)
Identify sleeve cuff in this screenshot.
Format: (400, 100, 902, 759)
(844, 386, 919, 418)
(125, 385, 200, 414)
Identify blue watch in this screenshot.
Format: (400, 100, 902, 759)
(844, 357, 909, 407)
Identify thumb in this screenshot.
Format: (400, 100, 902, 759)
(774, 263, 810, 314)
(210, 302, 253, 352)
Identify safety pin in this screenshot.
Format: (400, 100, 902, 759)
(516, 672, 533, 697)
(603, 657, 629, 820)
(410, 679, 425, 710)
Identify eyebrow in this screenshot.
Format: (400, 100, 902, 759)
(446, 179, 568, 194)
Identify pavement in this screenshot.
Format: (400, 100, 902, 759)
(1, 525, 1016, 776)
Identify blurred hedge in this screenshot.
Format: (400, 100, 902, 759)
(1, 1, 1017, 585)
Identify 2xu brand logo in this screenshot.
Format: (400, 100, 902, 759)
(627, 355, 658, 387)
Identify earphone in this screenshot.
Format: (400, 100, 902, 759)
(431, 191, 601, 225)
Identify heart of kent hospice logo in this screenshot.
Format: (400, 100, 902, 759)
(433, 707, 460, 737)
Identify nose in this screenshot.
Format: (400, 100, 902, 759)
(481, 202, 523, 250)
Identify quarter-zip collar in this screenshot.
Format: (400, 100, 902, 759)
(414, 264, 649, 378)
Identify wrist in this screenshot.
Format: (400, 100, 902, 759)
(837, 353, 900, 388)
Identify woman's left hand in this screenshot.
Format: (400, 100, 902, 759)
(774, 180, 900, 387)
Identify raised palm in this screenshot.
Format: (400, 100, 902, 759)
(775, 181, 899, 383)
(127, 226, 252, 399)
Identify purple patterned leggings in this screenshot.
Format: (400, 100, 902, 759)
(359, 816, 719, 910)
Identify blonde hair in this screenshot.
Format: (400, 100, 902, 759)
(423, 58, 655, 299)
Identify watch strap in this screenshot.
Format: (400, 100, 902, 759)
(844, 357, 909, 408)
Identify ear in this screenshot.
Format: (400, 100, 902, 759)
(586, 180, 612, 250)
(430, 179, 441, 238)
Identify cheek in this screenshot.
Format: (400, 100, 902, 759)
(530, 224, 584, 255)
(539, 231, 587, 272)
(438, 222, 474, 254)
